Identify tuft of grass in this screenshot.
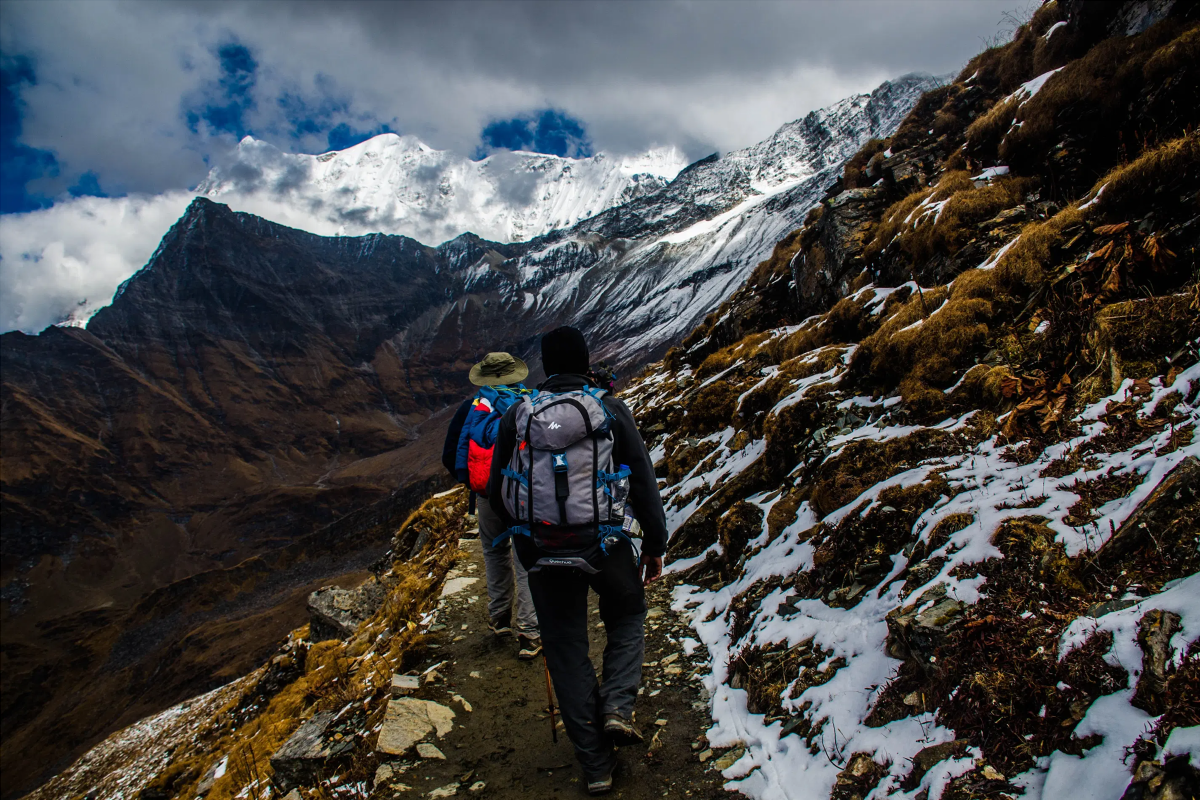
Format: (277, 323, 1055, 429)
(997, 19, 1199, 184)
(1088, 132, 1200, 221)
(854, 203, 1086, 409)
(891, 86, 955, 152)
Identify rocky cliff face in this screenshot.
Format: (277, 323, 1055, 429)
(1, 75, 934, 797)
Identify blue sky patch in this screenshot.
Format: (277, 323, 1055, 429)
(477, 108, 593, 159)
(1, 55, 61, 214)
(185, 41, 258, 139)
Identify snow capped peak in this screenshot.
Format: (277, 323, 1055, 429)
(197, 135, 689, 245)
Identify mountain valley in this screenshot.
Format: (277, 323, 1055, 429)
(1, 74, 936, 797)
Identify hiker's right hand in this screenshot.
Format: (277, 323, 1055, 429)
(640, 555, 663, 585)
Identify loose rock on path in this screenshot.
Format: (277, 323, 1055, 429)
(370, 531, 732, 798)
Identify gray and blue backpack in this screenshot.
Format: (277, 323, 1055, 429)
(498, 387, 632, 569)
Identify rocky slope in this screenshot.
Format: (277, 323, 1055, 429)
(1, 76, 933, 797)
(30, 488, 733, 800)
(615, 2, 1199, 798)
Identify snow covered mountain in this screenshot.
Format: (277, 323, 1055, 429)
(196, 134, 687, 245)
(448, 73, 943, 366)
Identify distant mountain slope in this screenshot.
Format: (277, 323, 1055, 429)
(455, 73, 943, 366)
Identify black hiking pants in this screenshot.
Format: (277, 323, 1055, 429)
(516, 536, 647, 780)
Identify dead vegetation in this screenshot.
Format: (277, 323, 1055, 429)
(138, 491, 469, 800)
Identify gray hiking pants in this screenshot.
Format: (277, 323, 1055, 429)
(477, 499, 538, 637)
(518, 536, 647, 780)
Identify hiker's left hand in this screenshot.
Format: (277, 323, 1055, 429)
(640, 555, 663, 585)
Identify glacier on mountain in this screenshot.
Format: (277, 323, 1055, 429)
(196, 134, 688, 245)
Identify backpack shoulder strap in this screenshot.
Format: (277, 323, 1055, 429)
(579, 385, 614, 420)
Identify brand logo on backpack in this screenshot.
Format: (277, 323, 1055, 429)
(548, 421, 562, 430)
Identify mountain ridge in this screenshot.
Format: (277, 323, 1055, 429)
(1, 73, 937, 798)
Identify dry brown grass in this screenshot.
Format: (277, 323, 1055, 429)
(866, 167, 1033, 270)
(956, 1, 1069, 95)
(1089, 132, 1200, 220)
(145, 490, 469, 800)
(994, 18, 1199, 176)
(853, 201, 1086, 408)
(965, 94, 1022, 159)
(891, 86, 954, 152)
(683, 380, 740, 436)
(864, 187, 933, 260)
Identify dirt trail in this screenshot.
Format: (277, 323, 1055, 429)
(374, 531, 731, 798)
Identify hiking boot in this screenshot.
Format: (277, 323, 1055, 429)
(603, 713, 643, 746)
(586, 771, 613, 796)
(488, 616, 513, 637)
(517, 635, 542, 660)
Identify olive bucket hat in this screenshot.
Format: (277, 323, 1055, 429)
(468, 351, 529, 386)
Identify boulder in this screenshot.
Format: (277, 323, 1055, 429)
(417, 743, 447, 760)
(307, 576, 388, 640)
(712, 744, 746, 771)
(791, 186, 888, 315)
(1119, 755, 1200, 800)
(903, 740, 968, 789)
(1093, 456, 1198, 570)
(1132, 609, 1183, 715)
(376, 698, 456, 756)
(885, 583, 965, 667)
(269, 712, 338, 790)
(391, 674, 421, 697)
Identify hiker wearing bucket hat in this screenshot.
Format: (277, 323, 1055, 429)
(442, 352, 541, 658)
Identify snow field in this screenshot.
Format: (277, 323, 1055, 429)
(629, 308, 1200, 800)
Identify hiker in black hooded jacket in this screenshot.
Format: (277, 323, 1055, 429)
(487, 326, 666, 796)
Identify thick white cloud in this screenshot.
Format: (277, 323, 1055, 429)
(0, 193, 193, 332)
(3, 0, 1025, 193)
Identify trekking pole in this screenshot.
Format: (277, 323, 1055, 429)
(543, 656, 558, 743)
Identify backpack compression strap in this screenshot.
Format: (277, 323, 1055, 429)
(552, 450, 570, 522)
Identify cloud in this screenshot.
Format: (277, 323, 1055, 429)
(0, 192, 193, 331)
(485, 152, 542, 206)
(1, 0, 1027, 198)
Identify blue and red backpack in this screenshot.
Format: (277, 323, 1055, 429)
(455, 384, 535, 495)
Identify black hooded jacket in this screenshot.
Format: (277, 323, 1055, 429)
(487, 373, 668, 557)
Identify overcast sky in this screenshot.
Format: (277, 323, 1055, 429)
(1, 0, 1027, 209)
(0, 0, 1026, 332)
